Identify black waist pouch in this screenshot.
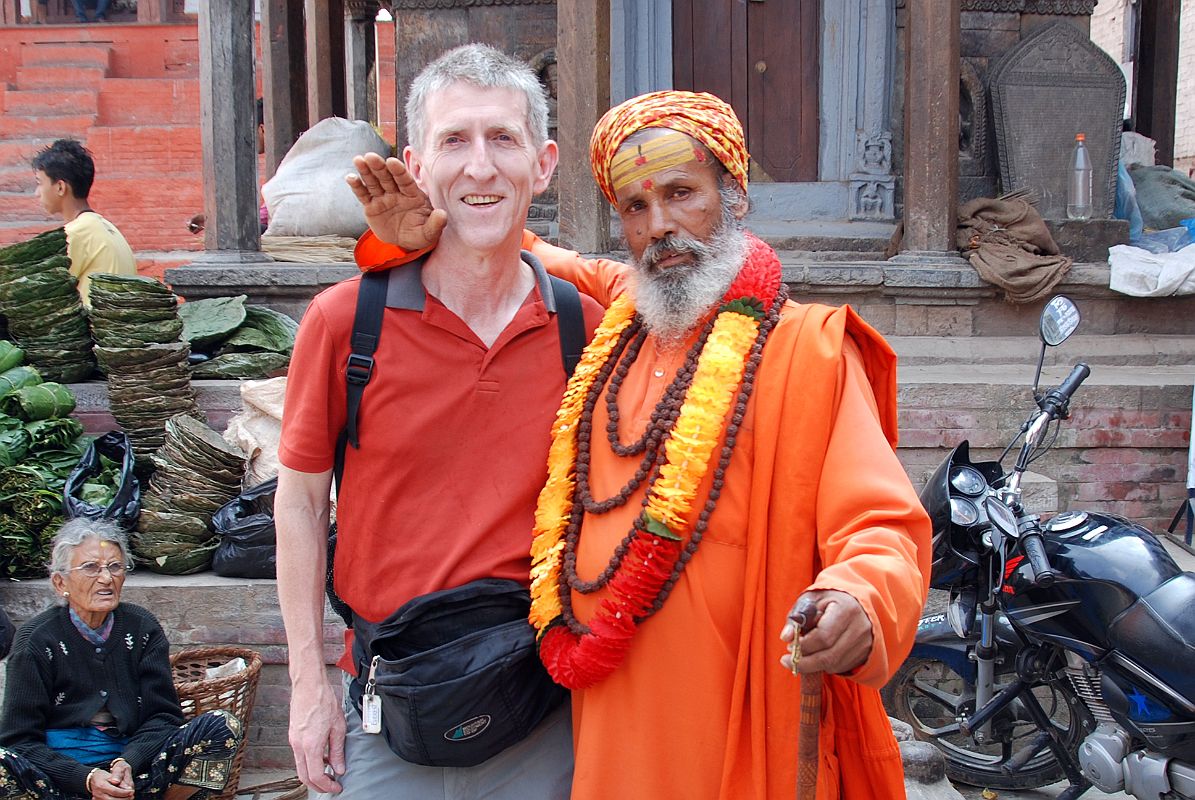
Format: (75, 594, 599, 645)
(350, 579, 566, 768)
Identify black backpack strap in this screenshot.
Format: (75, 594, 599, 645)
(334, 270, 389, 488)
(548, 275, 585, 378)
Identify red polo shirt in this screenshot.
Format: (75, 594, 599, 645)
(279, 255, 602, 670)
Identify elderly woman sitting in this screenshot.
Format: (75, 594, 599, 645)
(0, 519, 242, 800)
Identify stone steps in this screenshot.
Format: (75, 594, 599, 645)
(888, 333, 1195, 367)
(19, 42, 113, 71)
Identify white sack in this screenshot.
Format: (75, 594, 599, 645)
(223, 376, 287, 488)
(1108, 242, 1195, 297)
(262, 117, 390, 238)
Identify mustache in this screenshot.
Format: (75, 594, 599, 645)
(638, 233, 714, 271)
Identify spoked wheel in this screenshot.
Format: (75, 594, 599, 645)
(881, 655, 1087, 789)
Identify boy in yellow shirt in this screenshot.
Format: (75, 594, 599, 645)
(31, 139, 136, 306)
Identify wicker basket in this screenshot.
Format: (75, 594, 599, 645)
(170, 646, 263, 800)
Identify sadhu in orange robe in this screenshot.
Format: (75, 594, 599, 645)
(356, 230, 932, 800)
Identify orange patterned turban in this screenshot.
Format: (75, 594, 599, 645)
(589, 90, 748, 206)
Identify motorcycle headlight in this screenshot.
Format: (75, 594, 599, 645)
(949, 465, 988, 496)
(950, 497, 980, 527)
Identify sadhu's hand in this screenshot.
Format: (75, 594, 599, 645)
(345, 152, 446, 252)
(779, 589, 873, 675)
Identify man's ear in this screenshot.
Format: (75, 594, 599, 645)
(532, 140, 560, 195)
(403, 145, 426, 194)
(721, 173, 749, 220)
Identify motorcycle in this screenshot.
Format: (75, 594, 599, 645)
(882, 295, 1195, 799)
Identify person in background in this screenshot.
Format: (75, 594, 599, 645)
(0, 519, 242, 800)
(72, 0, 109, 23)
(31, 139, 135, 307)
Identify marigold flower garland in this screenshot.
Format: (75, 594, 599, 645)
(529, 234, 784, 689)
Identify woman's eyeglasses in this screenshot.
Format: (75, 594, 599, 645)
(69, 561, 130, 578)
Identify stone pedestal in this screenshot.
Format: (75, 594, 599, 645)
(165, 262, 356, 322)
(1046, 218, 1129, 262)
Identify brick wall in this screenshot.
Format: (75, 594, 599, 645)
(896, 381, 1192, 535)
(0, 20, 399, 256)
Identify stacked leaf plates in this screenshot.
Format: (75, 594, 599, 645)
(88, 275, 202, 468)
(0, 232, 96, 383)
(134, 414, 247, 574)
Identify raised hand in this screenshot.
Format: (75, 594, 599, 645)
(346, 152, 446, 252)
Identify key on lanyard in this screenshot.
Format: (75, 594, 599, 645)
(361, 655, 382, 734)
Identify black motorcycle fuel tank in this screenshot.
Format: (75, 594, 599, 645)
(1002, 511, 1182, 660)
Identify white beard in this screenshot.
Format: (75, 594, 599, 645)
(631, 222, 749, 344)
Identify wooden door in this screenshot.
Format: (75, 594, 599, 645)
(673, 0, 820, 183)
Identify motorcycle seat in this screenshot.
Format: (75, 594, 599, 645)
(1108, 572, 1195, 707)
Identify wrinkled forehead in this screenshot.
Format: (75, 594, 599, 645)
(69, 537, 114, 564)
(425, 82, 530, 129)
(610, 128, 718, 194)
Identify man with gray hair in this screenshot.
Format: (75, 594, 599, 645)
(276, 43, 608, 798)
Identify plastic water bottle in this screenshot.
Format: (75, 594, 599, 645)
(1067, 133, 1092, 220)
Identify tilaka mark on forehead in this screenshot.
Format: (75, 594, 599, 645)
(609, 132, 707, 194)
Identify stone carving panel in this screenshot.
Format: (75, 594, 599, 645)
(392, 0, 553, 7)
(960, 0, 1095, 12)
(959, 58, 987, 177)
(849, 130, 895, 220)
(989, 21, 1124, 218)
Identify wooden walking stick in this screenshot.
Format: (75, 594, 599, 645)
(790, 595, 824, 800)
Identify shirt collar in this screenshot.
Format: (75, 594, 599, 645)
(385, 250, 556, 313)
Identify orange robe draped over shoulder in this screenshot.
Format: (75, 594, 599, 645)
(567, 301, 931, 800)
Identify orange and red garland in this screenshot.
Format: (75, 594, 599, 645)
(529, 234, 786, 689)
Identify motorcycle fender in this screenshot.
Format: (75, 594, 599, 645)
(911, 613, 976, 682)
(910, 612, 1020, 684)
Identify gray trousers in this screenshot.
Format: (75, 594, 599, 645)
(313, 675, 573, 800)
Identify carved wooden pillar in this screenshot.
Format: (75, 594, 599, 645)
(345, 1, 379, 124)
(196, 0, 266, 261)
(262, 0, 310, 178)
(1136, 0, 1181, 166)
(896, 0, 965, 262)
(557, 0, 611, 253)
(306, 0, 349, 125)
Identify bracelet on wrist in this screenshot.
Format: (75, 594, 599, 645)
(85, 767, 101, 793)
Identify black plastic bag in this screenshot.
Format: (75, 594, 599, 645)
(63, 431, 140, 530)
(211, 477, 277, 579)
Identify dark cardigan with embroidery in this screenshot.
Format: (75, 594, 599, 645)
(0, 603, 184, 795)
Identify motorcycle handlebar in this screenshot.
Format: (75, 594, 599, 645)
(1040, 362, 1091, 420)
(1020, 531, 1060, 589)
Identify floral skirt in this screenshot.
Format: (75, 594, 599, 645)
(0, 710, 242, 800)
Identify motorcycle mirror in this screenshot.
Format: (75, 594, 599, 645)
(985, 496, 1019, 539)
(1033, 296, 1081, 395)
(1039, 295, 1080, 347)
